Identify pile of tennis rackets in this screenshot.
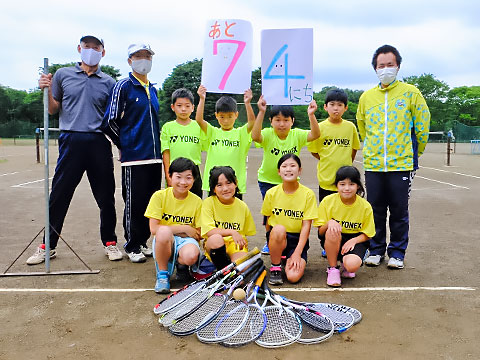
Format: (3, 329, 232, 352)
(153, 248, 362, 347)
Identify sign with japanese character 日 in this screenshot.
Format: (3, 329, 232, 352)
(201, 19, 253, 94)
(261, 28, 313, 105)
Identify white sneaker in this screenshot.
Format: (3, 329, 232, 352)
(104, 242, 123, 261)
(126, 251, 147, 263)
(387, 257, 404, 269)
(140, 245, 153, 257)
(26, 245, 56, 265)
(364, 255, 383, 266)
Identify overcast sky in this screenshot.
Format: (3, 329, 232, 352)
(2, 0, 479, 92)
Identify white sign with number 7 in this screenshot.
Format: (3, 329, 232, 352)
(201, 19, 253, 94)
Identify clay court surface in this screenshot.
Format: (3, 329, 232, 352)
(0, 140, 478, 359)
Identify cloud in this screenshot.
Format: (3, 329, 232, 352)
(1, 0, 479, 91)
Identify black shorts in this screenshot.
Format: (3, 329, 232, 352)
(267, 231, 309, 262)
(319, 232, 369, 262)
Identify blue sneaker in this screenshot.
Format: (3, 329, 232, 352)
(261, 242, 270, 255)
(321, 249, 327, 258)
(155, 271, 170, 294)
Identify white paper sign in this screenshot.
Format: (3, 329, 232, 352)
(201, 19, 253, 94)
(261, 28, 313, 105)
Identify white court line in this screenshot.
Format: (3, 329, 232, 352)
(0, 171, 20, 177)
(420, 166, 480, 180)
(1, 170, 32, 177)
(11, 177, 53, 188)
(415, 175, 469, 190)
(0, 286, 475, 293)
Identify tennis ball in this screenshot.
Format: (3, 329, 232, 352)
(233, 288, 246, 300)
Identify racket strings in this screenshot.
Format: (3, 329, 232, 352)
(296, 310, 334, 333)
(169, 294, 227, 335)
(196, 301, 249, 342)
(306, 304, 355, 330)
(159, 289, 209, 326)
(153, 281, 205, 315)
(221, 305, 267, 347)
(257, 306, 301, 347)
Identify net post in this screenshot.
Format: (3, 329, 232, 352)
(35, 128, 40, 163)
(446, 137, 451, 166)
(43, 58, 51, 273)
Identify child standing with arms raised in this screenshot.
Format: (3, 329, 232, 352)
(201, 166, 256, 270)
(160, 88, 204, 198)
(196, 85, 255, 199)
(315, 166, 375, 287)
(252, 96, 320, 254)
(308, 89, 360, 202)
(261, 154, 317, 285)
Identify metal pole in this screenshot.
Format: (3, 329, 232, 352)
(446, 136, 451, 166)
(35, 128, 40, 163)
(43, 58, 50, 273)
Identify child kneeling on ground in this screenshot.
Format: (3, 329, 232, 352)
(315, 166, 375, 287)
(201, 166, 256, 269)
(261, 154, 318, 285)
(144, 157, 203, 294)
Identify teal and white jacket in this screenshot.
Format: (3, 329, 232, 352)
(356, 80, 430, 172)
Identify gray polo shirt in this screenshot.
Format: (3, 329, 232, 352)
(52, 63, 115, 132)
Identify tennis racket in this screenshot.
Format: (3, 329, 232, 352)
(153, 247, 260, 315)
(168, 258, 264, 336)
(196, 263, 266, 343)
(288, 300, 360, 328)
(255, 282, 302, 348)
(220, 269, 268, 347)
(159, 254, 261, 326)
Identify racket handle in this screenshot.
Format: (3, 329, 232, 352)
(255, 270, 267, 287)
(233, 247, 260, 266)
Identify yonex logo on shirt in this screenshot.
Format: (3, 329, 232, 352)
(333, 218, 362, 230)
(162, 213, 194, 224)
(272, 208, 282, 215)
(211, 139, 240, 147)
(214, 220, 241, 230)
(270, 146, 298, 156)
(170, 135, 178, 143)
(171, 135, 199, 144)
(272, 208, 303, 219)
(323, 138, 350, 147)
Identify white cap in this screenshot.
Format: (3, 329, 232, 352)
(127, 44, 155, 57)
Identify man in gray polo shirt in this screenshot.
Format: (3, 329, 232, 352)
(28, 35, 122, 264)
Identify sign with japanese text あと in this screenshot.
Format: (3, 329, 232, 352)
(201, 19, 253, 94)
(261, 28, 313, 105)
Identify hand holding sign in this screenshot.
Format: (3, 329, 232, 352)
(201, 19, 253, 94)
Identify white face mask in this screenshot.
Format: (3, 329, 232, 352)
(376, 67, 398, 85)
(131, 59, 152, 75)
(80, 47, 103, 66)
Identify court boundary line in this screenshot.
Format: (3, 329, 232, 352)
(0, 286, 475, 293)
(420, 165, 480, 180)
(415, 175, 469, 189)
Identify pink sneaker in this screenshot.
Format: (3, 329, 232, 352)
(326, 267, 341, 287)
(340, 263, 356, 279)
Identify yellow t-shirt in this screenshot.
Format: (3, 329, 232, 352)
(132, 74, 150, 99)
(261, 183, 318, 233)
(201, 196, 256, 241)
(307, 119, 360, 191)
(144, 187, 202, 228)
(255, 128, 309, 184)
(314, 193, 375, 238)
(160, 120, 205, 165)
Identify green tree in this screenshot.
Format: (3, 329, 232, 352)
(403, 73, 451, 131)
(46, 62, 121, 80)
(447, 86, 480, 126)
